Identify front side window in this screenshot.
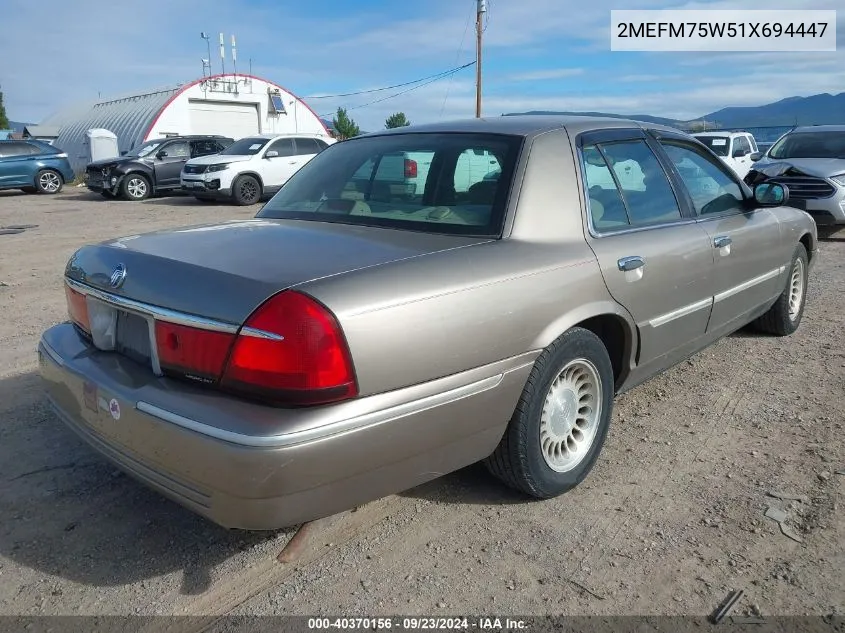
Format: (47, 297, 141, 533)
(733, 136, 751, 156)
(267, 138, 295, 157)
(660, 142, 745, 216)
(162, 141, 189, 158)
(258, 132, 522, 237)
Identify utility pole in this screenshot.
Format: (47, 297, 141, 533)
(476, 0, 487, 118)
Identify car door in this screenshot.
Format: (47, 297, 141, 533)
(578, 129, 715, 375)
(0, 141, 39, 187)
(653, 133, 784, 334)
(260, 138, 298, 191)
(153, 140, 191, 188)
(730, 135, 754, 179)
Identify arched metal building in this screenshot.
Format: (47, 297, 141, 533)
(42, 73, 330, 173)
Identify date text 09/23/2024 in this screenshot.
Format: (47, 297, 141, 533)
(307, 617, 528, 630)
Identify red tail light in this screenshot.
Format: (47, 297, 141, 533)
(220, 290, 357, 405)
(404, 158, 417, 179)
(65, 286, 91, 332)
(154, 321, 235, 382)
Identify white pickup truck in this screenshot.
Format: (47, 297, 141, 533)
(693, 131, 760, 179)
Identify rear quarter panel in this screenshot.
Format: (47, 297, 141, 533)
(301, 129, 635, 397)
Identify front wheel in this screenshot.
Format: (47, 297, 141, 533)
(120, 174, 151, 201)
(35, 169, 63, 194)
(485, 327, 615, 498)
(232, 175, 261, 206)
(752, 243, 809, 336)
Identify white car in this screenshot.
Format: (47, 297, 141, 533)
(180, 134, 335, 205)
(693, 131, 760, 179)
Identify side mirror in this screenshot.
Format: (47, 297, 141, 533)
(265, 150, 279, 159)
(749, 152, 763, 162)
(156, 150, 167, 159)
(754, 182, 789, 207)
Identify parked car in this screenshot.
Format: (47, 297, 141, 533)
(40, 116, 817, 530)
(85, 135, 234, 201)
(693, 130, 759, 179)
(180, 134, 334, 205)
(743, 125, 845, 227)
(0, 139, 74, 195)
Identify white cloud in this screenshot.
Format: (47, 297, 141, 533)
(507, 68, 585, 81)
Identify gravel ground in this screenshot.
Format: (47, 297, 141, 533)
(0, 188, 843, 621)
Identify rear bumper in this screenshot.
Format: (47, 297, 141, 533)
(38, 323, 532, 530)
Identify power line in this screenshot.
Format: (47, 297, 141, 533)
(441, 2, 475, 117)
(304, 62, 476, 100)
(318, 62, 476, 118)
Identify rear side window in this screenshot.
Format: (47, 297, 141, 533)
(0, 142, 39, 157)
(192, 140, 223, 157)
(258, 132, 523, 237)
(582, 140, 682, 231)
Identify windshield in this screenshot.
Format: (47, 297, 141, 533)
(769, 131, 845, 159)
(219, 137, 270, 156)
(694, 136, 731, 157)
(128, 141, 163, 158)
(257, 132, 523, 237)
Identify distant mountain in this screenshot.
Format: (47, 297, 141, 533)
(506, 92, 845, 129)
(7, 121, 30, 132)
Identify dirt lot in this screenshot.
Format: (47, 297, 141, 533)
(0, 188, 843, 622)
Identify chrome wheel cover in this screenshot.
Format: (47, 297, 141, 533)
(788, 257, 805, 320)
(540, 358, 602, 473)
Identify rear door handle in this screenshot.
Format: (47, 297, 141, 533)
(714, 236, 732, 248)
(617, 256, 645, 272)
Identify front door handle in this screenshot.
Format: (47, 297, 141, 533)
(714, 236, 732, 248)
(617, 256, 645, 272)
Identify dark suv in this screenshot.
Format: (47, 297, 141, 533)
(85, 135, 234, 201)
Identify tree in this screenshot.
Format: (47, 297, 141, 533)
(385, 112, 411, 129)
(0, 88, 9, 130)
(332, 107, 360, 140)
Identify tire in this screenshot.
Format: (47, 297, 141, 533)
(20, 187, 37, 194)
(485, 327, 615, 498)
(34, 169, 63, 194)
(752, 243, 809, 336)
(120, 174, 151, 201)
(231, 175, 261, 206)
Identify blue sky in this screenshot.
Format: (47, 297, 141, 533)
(2, 0, 843, 131)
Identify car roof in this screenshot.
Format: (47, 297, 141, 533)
(241, 133, 327, 140)
(791, 124, 845, 133)
(359, 115, 685, 140)
(149, 135, 233, 141)
(693, 131, 743, 137)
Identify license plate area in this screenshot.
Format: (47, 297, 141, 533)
(86, 297, 155, 370)
(87, 297, 118, 350)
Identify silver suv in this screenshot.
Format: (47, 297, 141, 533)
(746, 125, 845, 226)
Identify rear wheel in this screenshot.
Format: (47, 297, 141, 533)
(752, 243, 808, 336)
(485, 327, 615, 498)
(121, 174, 151, 201)
(232, 175, 261, 206)
(35, 169, 63, 194)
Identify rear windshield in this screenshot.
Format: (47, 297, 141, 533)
(220, 137, 270, 156)
(257, 132, 522, 237)
(695, 136, 731, 157)
(768, 131, 845, 159)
